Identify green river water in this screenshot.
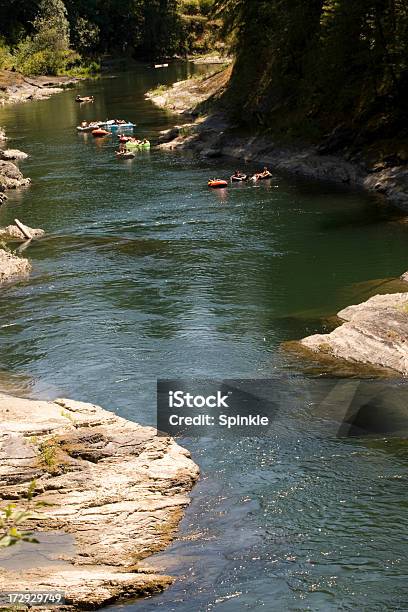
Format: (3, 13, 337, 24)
(0, 63, 408, 611)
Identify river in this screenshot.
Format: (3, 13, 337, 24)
(0, 63, 407, 611)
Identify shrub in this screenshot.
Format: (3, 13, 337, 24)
(0, 39, 13, 69)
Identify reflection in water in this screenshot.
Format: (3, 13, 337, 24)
(213, 187, 229, 203)
(1, 65, 408, 610)
(0, 532, 75, 569)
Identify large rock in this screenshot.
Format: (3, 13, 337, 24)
(0, 223, 45, 241)
(300, 292, 408, 375)
(0, 159, 30, 188)
(157, 126, 180, 143)
(0, 249, 31, 283)
(364, 166, 408, 205)
(0, 394, 199, 609)
(0, 149, 29, 161)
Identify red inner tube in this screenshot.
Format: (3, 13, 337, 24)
(208, 180, 228, 188)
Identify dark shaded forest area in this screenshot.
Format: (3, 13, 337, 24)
(0, 0, 218, 75)
(216, 0, 408, 157)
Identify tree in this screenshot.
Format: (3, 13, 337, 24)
(215, 0, 408, 147)
(32, 0, 70, 52)
(13, 0, 75, 75)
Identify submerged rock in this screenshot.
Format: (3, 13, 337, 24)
(0, 394, 199, 609)
(299, 291, 408, 375)
(0, 248, 31, 283)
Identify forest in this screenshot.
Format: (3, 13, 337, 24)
(216, 0, 408, 153)
(0, 0, 217, 75)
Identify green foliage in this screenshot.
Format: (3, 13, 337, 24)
(149, 83, 169, 96)
(62, 59, 100, 77)
(39, 441, 57, 470)
(71, 17, 100, 54)
(33, 0, 70, 50)
(0, 0, 219, 66)
(0, 39, 13, 70)
(179, 0, 218, 54)
(12, 0, 73, 75)
(15, 47, 77, 76)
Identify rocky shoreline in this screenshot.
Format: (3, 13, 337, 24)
(0, 70, 79, 106)
(0, 394, 199, 609)
(0, 134, 34, 285)
(147, 72, 408, 207)
(0, 122, 31, 204)
(0, 114, 37, 281)
(155, 112, 408, 206)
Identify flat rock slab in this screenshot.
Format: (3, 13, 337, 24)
(0, 394, 199, 608)
(300, 292, 408, 375)
(0, 249, 31, 284)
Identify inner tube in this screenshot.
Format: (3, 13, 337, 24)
(125, 140, 150, 150)
(92, 128, 110, 137)
(105, 122, 136, 131)
(75, 96, 94, 103)
(208, 179, 228, 188)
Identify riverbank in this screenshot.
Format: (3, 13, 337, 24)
(145, 65, 231, 115)
(0, 132, 33, 283)
(0, 70, 79, 105)
(0, 158, 32, 289)
(149, 72, 408, 207)
(0, 393, 199, 609)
